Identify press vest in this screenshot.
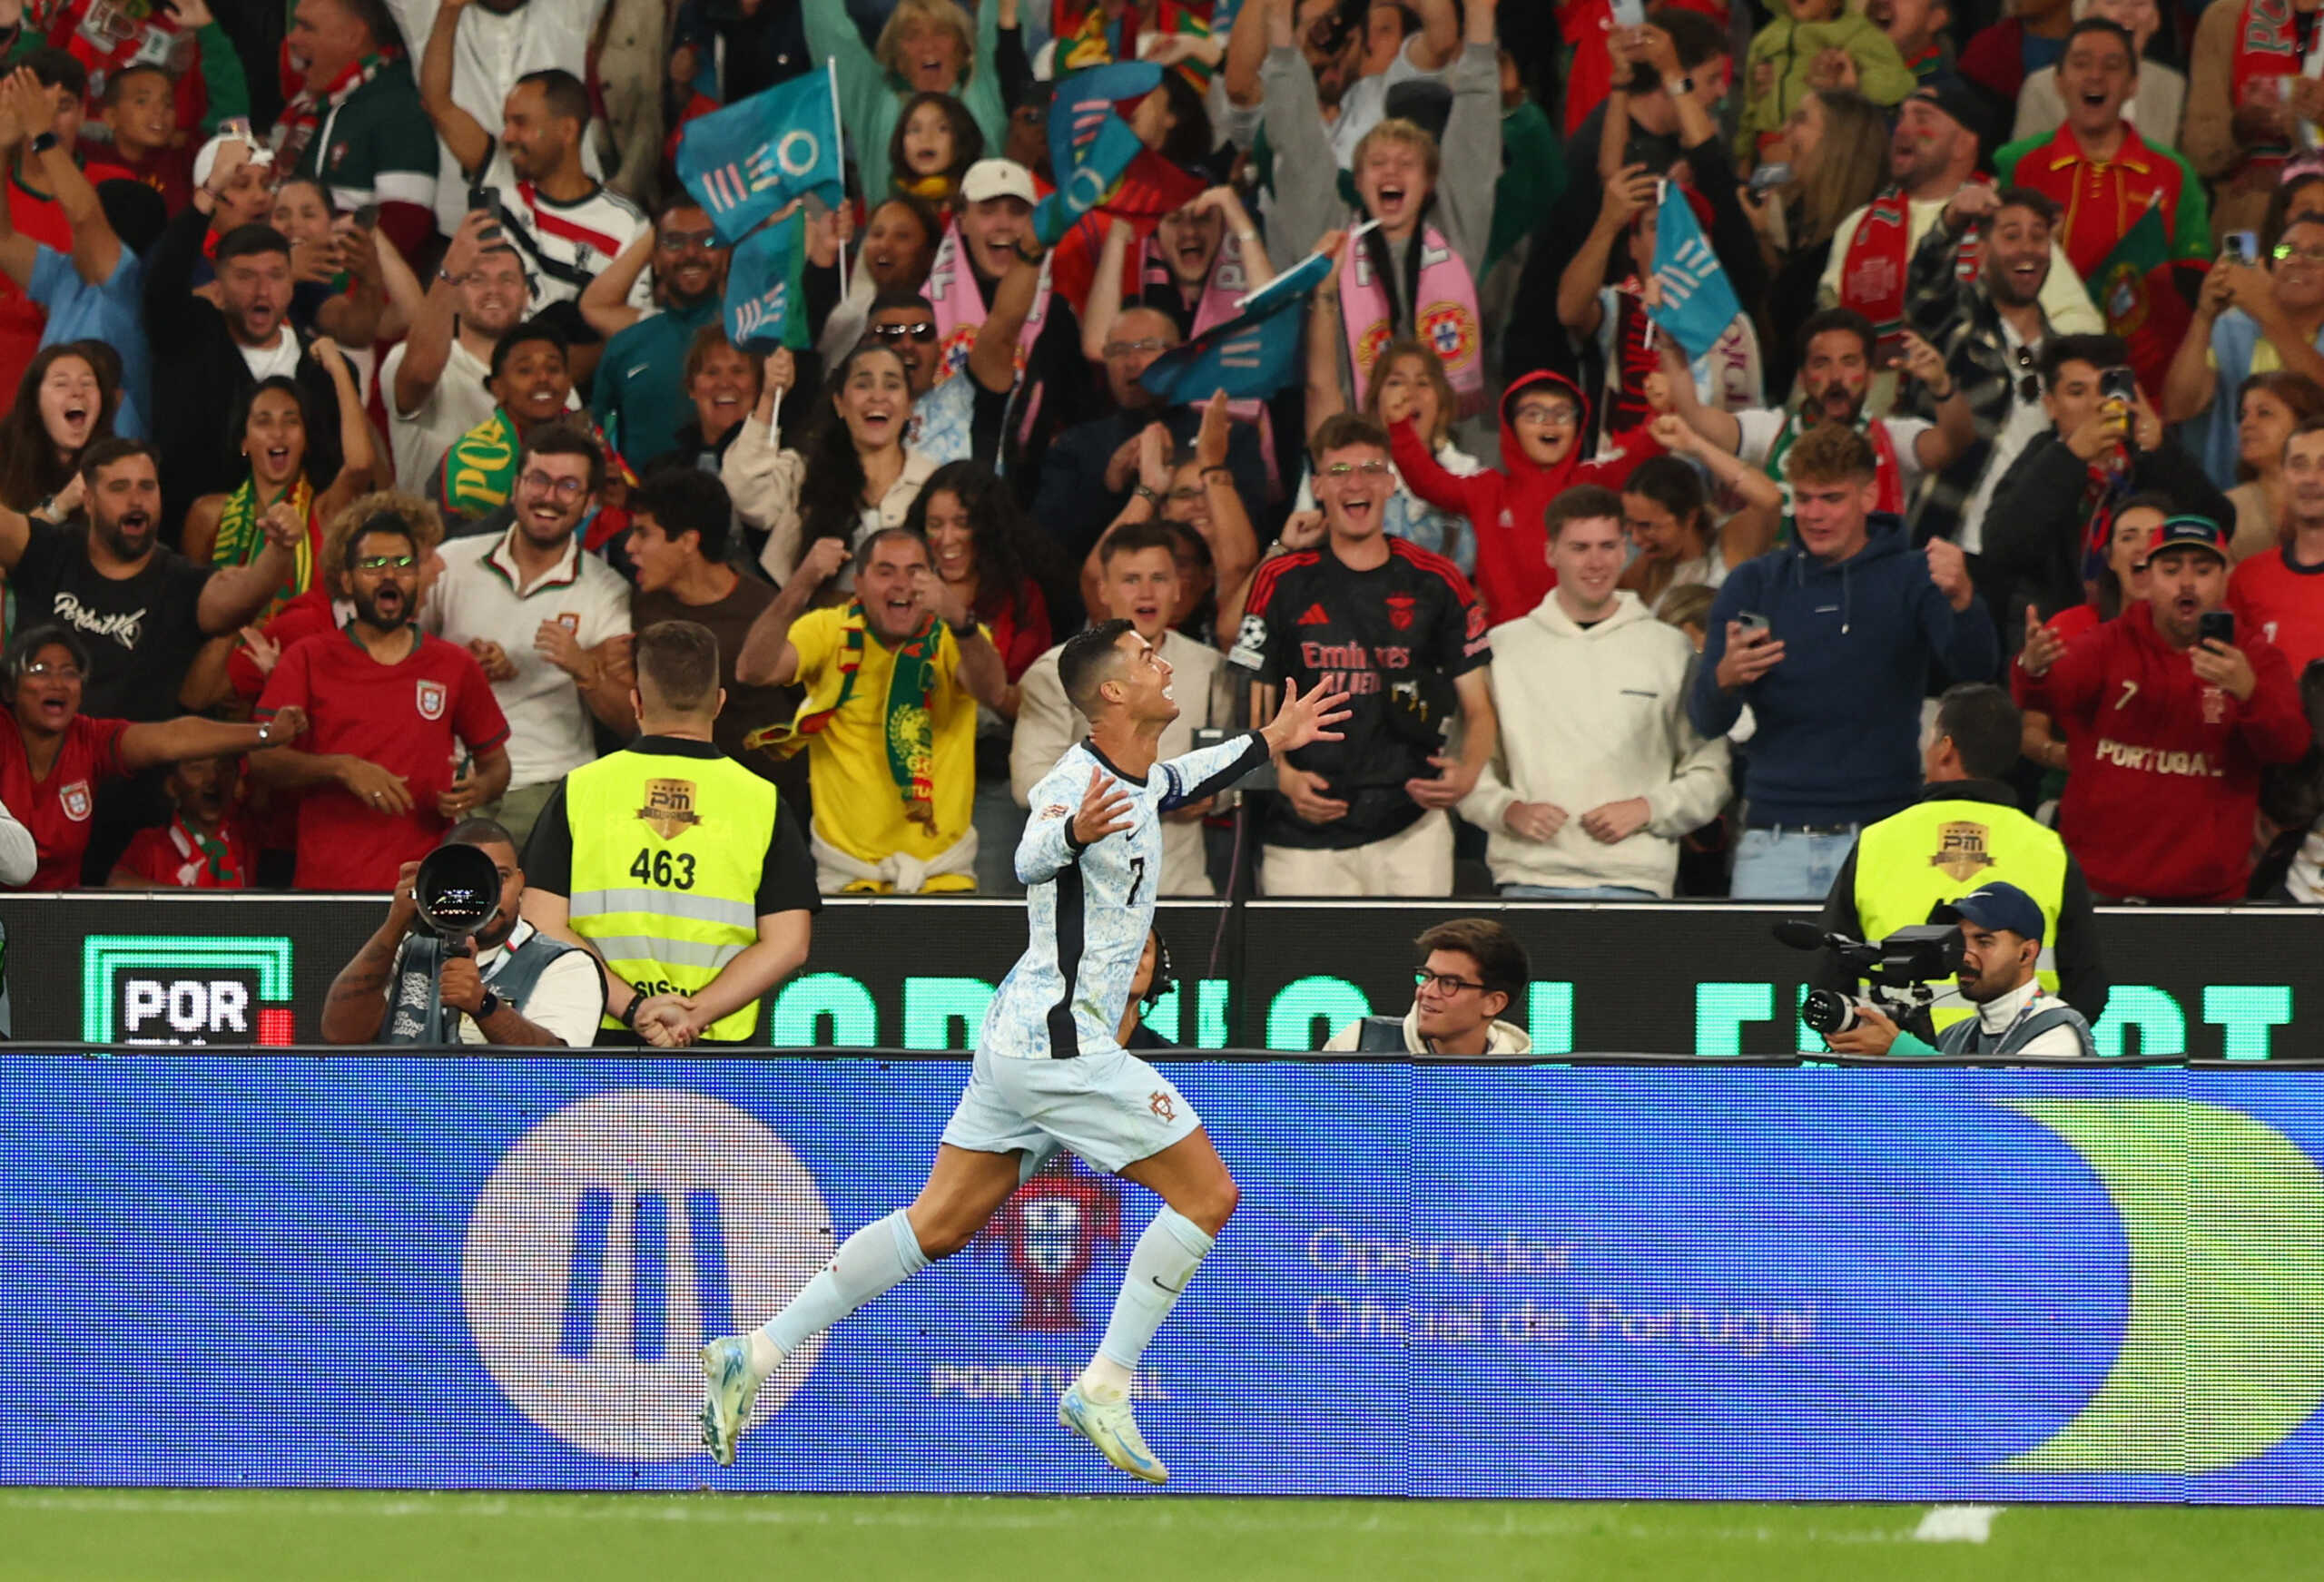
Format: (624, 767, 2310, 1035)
(563, 745, 778, 1042)
(378, 923, 576, 1045)
(1855, 796, 2068, 1029)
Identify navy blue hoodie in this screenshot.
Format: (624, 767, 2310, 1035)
(1688, 514, 2000, 827)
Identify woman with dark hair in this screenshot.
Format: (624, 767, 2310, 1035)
(0, 623, 307, 889)
(890, 91, 985, 203)
(181, 339, 379, 614)
(2227, 370, 2324, 561)
(724, 340, 934, 589)
(905, 457, 1060, 893)
(0, 343, 113, 516)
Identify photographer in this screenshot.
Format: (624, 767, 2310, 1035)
(1822, 883, 2097, 1057)
(320, 817, 604, 1046)
(1324, 919, 1532, 1056)
(1815, 683, 2108, 1024)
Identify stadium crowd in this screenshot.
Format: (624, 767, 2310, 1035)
(0, 0, 2317, 908)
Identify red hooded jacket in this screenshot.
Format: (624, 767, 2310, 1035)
(2021, 599, 2310, 902)
(1390, 370, 1661, 627)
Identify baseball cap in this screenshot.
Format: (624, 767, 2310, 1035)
(2142, 514, 2230, 566)
(1905, 77, 1990, 150)
(959, 159, 1037, 207)
(1931, 882, 2045, 944)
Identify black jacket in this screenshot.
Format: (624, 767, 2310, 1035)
(1812, 779, 2110, 1025)
(143, 203, 350, 543)
(1980, 427, 2234, 644)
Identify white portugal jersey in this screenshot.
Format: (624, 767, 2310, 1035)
(980, 732, 1267, 1060)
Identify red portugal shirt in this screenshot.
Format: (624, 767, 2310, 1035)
(257, 626, 509, 890)
(2228, 545, 2324, 680)
(0, 712, 130, 889)
(115, 812, 257, 889)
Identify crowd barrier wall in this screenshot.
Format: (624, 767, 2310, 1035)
(2, 895, 2319, 1056)
(3, 1055, 2319, 1498)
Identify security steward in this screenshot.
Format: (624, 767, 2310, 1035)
(1813, 682, 2107, 1027)
(521, 619, 818, 1046)
(320, 817, 605, 1046)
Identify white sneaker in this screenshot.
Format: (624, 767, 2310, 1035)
(1059, 1381, 1169, 1484)
(698, 1336, 761, 1467)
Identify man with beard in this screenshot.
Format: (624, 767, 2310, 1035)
(383, 211, 529, 491)
(1656, 305, 1975, 523)
(737, 526, 1011, 893)
(145, 219, 355, 533)
(423, 422, 633, 846)
(1902, 183, 2093, 558)
(1821, 882, 2096, 1057)
(320, 815, 604, 1046)
(590, 197, 731, 467)
(252, 508, 513, 890)
(1820, 80, 2098, 414)
(418, 49, 648, 355)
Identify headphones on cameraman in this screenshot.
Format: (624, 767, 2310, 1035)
(1139, 928, 1177, 1012)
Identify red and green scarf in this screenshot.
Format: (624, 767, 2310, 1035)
(1766, 410, 1906, 519)
(212, 471, 318, 617)
(746, 600, 946, 825)
(1838, 182, 1984, 361)
(270, 48, 397, 173)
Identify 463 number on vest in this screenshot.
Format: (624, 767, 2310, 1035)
(628, 849, 698, 889)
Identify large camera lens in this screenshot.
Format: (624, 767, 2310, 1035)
(1800, 988, 1860, 1037)
(414, 843, 501, 939)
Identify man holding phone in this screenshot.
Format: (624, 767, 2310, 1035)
(2018, 515, 2309, 902)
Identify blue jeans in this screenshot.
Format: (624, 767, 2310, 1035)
(1729, 826, 1858, 901)
(1499, 884, 1659, 900)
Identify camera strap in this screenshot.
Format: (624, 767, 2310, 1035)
(379, 934, 448, 1045)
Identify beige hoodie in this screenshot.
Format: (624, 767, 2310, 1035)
(1323, 1006, 1533, 1056)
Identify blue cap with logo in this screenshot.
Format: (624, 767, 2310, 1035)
(1931, 881, 2045, 944)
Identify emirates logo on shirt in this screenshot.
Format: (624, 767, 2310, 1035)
(60, 781, 92, 822)
(417, 680, 448, 721)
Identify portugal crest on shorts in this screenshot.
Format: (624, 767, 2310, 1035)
(637, 778, 702, 840)
(60, 781, 91, 822)
(1419, 300, 1480, 373)
(416, 680, 447, 721)
(1929, 820, 1995, 883)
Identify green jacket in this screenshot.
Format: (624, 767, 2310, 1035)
(1488, 98, 1562, 275)
(803, 0, 1004, 204)
(1739, 14, 1916, 162)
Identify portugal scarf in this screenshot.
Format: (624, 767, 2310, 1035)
(927, 221, 1053, 387)
(270, 49, 397, 173)
(1339, 222, 1483, 415)
(2231, 0, 2320, 162)
(745, 601, 945, 824)
(1765, 410, 1906, 518)
(438, 407, 522, 519)
(1838, 183, 1984, 359)
(212, 471, 317, 616)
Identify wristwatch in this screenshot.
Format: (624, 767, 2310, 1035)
(616, 996, 642, 1029)
(1664, 74, 1694, 97)
(27, 132, 56, 156)
(475, 988, 502, 1020)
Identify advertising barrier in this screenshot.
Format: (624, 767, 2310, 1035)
(3, 1053, 2320, 1499)
(0, 895, 2318, 1056)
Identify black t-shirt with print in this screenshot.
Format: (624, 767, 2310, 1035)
(1229, 536, 1490, 850)
(12, 522, 215, 721)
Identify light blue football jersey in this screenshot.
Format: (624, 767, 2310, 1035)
(979, 732, 1267, 1059)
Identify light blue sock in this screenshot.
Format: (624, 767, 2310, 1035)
(753, 1209, 929, 1366)
(1084, 1207, 1215, 1400)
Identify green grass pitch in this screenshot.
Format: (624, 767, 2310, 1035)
(4, 1491, 2319, 1581)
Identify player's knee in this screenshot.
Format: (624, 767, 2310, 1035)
(906, 1209, 978, 1261)
(1185, 1172, 1239, 1235)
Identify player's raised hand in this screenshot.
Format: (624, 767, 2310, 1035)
(1260, 676, 1352, 755)
(1071, 768, 1135, 847)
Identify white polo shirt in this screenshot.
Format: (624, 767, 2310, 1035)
(452, 918, 607, 1047)
(421, 527, 632, 791)
(381, 336, 497, 495)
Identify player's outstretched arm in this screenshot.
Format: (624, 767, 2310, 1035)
(1258, 676, 1354, 758)
(1018, 769, 1135, 884)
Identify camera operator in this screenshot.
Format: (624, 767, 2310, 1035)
(1324, 919, 1533, 1056)
(320, 817, 605, 1046)
(1823, 884, 2096, 1057)
(1814, 683, 2108, 1025)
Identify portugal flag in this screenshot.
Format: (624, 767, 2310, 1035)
(2091, 200, 2193, 400)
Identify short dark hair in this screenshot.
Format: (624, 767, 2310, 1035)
(519, 419, 605, 496)
(20, 46, 87, 99)
(1647, 7, 1728, 69)
(444, 816, 518, 855)
(2040, 333, 2131, 388)
(631, 468, 734, 563)
(77, 435, 157, 485)
(1545, 484, 1624, 541)
(1933, 683, 2023, 781)
(102, 63, 172, 107)
(2064, 16, 2136, 61)
(1414, 919, 1531, 1014)
(1311, 412, 1391, 464)
(868, 290, 937, 319)
(1623, 454, 1709, 528)
(1059, 618, 1137, 718)
(851, 525, 928, 579)
(6, 622, 90, 681)
(653, 191, 714, 229)
(489, 317, 569, 384)
(214, 223, 292, 269)
(513, 68, 592, 127)
(1796, 306, 1876, 366)
(634, 620, 722, 712)
(1098, 520, 1182, 565)
(1993, 184, 2061, 228)
(344, 509, 418, 569)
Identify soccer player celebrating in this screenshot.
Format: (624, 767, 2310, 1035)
(700, 619, 1349, 1484)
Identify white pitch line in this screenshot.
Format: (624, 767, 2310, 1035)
(1913, 1505, 2003, 1543)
